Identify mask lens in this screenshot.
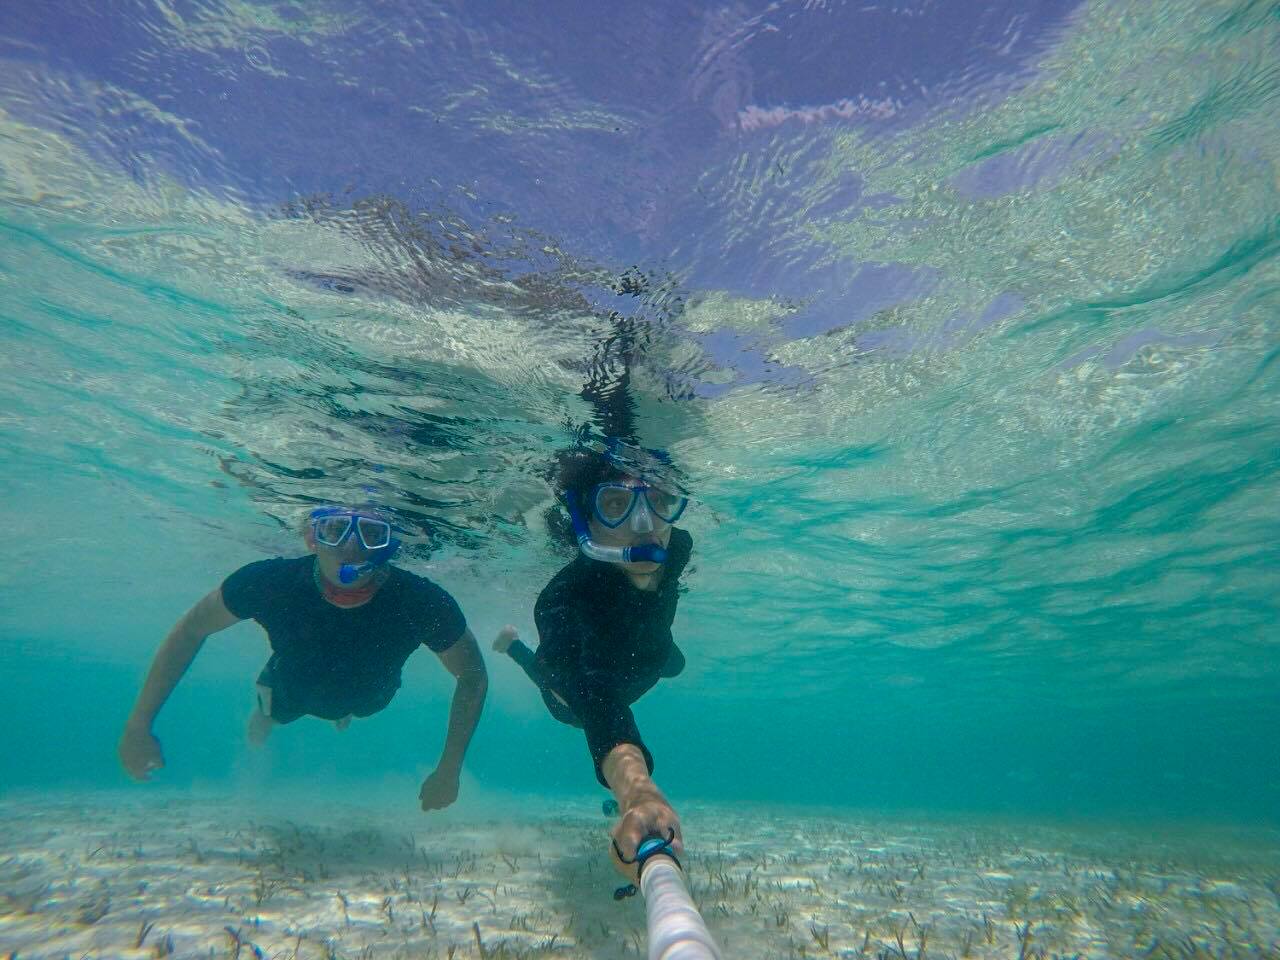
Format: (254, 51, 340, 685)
(641, 488, 686, 524)
(313, 515, 352, 546)
(594, 485, 636, 527)
(356, 517, 392, 550)
(645, 488, 686, 523)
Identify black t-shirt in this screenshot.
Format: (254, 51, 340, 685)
(532, 528, 693, 784)
(221, 556, 466, 719)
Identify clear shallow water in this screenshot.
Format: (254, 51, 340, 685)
(0, 0, 1277, 872)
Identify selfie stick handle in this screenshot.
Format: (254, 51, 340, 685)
(640, 854, 722, 960)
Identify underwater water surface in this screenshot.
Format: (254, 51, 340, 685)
(1, 0, 1278, 957)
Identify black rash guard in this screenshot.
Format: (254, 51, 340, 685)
(220, 556, 466, 723)
(508, 527, 693, 785)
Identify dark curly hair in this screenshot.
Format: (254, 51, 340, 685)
(541, 444, 630, 554)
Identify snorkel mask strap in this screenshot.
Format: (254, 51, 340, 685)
(563, 492, 667, 565)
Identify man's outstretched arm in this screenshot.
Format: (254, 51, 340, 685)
(420, 628, 488, 810)
(118, 587, 242, 779)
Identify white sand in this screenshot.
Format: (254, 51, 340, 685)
(1, 791, 1277, 959)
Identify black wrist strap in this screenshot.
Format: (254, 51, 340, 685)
(612, 827, 681, 879)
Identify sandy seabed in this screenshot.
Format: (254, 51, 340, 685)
(1, 790, 1278, 959)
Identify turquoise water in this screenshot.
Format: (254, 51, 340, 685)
(1, 0, 1278, 851)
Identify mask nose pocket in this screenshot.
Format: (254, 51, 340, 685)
(629, 500, 655, 533)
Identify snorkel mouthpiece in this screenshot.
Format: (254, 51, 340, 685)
(623, 541, 667, 564)
(338, 561, 373, 584)
(564, 493, 667, 565)
(336, 535, 400, 584)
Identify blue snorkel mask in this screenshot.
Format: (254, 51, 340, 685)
(309, 506, 402, 584)
(563, 491, 669, 565)
(563, 439, 689, 566)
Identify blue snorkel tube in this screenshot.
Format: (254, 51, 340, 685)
(563, 492, 667, 565)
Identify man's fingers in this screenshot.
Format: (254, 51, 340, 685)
(615, 809, 682, 861)
(614, 820, 654, 860)
(136, 763, 160, 781)
(120, 744, 162, 781)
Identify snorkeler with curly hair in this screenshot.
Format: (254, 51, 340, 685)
(494, 438, 693, 875)
(494, 299, 697, 877)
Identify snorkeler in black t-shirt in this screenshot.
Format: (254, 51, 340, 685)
(494, 438, 694, 875)
(117, 505, 487, 811)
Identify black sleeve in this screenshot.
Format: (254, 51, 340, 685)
(534, 577, 654, 787)
(413, 578, 468, 653)
(507, 639, 547, 686)
(575, 683, 654, 787)
(659, 642, 686, 679)
(219, 559, 278, 621)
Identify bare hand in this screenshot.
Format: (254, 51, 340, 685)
(419, 768, 460, 811)
(611, 795, 683, 880)
(492, 625, 519, 654)
(118, 725, 165, 781)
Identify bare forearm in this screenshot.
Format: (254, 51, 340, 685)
(604, 743, 682, 874)
(603, 743, 666, 808)
(436, 673, 487, 773)
(126, 624, 207, 730)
